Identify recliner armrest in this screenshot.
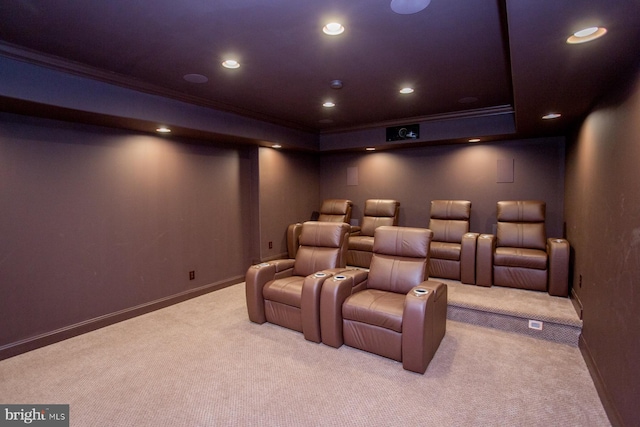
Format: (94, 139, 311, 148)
(402, 281, 448, 374)
(286, 223, 303, 259)
(270, 258, 296, 275)
(320, 269, 368, 348)
(547, 238, 570, 297)
(460, 232, 479, 285)
(475, 234, 495, 287)
(245, 262, 277, 324)
(300, 268, 346, 343)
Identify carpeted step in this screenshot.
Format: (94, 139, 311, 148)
(438, 279, 582, 346)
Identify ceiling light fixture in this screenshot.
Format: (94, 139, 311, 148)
(156, 127, 171, 133)
(542, 113, 562, 120)
(390, 0, 432, 15)
(323, 22, 345, 35)
(323, 101, 336, 108)
(567, 27, 607, 44)
(272, 144, 282, 149)
(399, 87, 414, 94)
(469, 138, 481, 143)
(366, 147, 376, 151)
(222, 59, 240, 69)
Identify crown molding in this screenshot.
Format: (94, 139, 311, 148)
(319, 105, 514, 135)
(0, 42, 316, 133)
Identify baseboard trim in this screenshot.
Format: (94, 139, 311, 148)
(570, 287, 583, 319)
(579, 334, 622, 427)
(0, 275, 244, 361)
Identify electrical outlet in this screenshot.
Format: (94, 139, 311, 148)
(189, 271, 195, 280)
(268, 241, 273, 249)
(528, 320, 543, 330)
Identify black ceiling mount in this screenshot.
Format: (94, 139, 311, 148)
(386, 124, 419, 141)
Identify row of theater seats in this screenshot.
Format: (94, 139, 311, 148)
(246, 222, 447, 374)
(286, 198, 570, 297)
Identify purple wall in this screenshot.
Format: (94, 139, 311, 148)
(565, 68, 640, 426)
(319, 137, 566, 237)
(0, 113, 252, 351)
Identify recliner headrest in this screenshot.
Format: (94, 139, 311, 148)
(363, 199, 400, 217)
(497, 200, 545, 223)
(299, 221, 349, 248)
(319, 199, 353, 215)
(373, 226, 432, 258)
(430, 200, 471, 220)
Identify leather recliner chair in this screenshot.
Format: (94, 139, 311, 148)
(287, 199, 353, 258)
(347, 199, 400, 268)
(476, 200, 570, 297)
(320, 226, 448, 374)
(428, 200, 478, 284)
(246, 221, 350, 342)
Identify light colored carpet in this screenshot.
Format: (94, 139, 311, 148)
(0, 283, 609, 426)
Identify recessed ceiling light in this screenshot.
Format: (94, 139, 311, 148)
(366, 147, 376, 151)
(567, 27, 607, 44)
(323, 22, 345, 35)
(542, 113, 562, 120)
(469, 138, 481, 143)
(390, 0, 432, 15)
(183, 74, 208, 83)
(323, 101, 336, 108)
(272, 144, 282, 149)
(399, 87, 414, 94)
(222, 59, 240, 69)
(156, 127, 171, 133)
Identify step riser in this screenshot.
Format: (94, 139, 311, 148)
(448, 305, 581, 346)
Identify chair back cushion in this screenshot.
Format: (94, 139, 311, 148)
(360, 199, 400, 236)
(317, 199, 353, 224)
(318, 199, 353, 224)
(293, 221, 349, 276)
(428, 200, 471, 243)
(496, 201, 546, 250)
(368, 226, 432, 294)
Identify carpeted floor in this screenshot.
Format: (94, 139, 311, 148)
(0, 283, 610, 426)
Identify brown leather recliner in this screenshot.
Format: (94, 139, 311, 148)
(320, 226, 448, 374)
(476, 201, 570, 297)
(347, 199, 400, 268)
(246, 221, 350, 342)
(287, 199, 353, 258)
(428, 200, 478, 284)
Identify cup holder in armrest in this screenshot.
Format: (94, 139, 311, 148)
(314, 272, 327, 278)
(333, 275, 347, 281)
(413, 288, 429, 297)
(254, 262, 271, 269)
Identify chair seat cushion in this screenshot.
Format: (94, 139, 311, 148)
(430, 241, 461, 261)
(494, 247, 547, 270)
(263, 276, 304, 308)
(348, 235, 374, 251)
(342, 289, 405, 333)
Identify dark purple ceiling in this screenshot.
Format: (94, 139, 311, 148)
(1, 0, 639, 137)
